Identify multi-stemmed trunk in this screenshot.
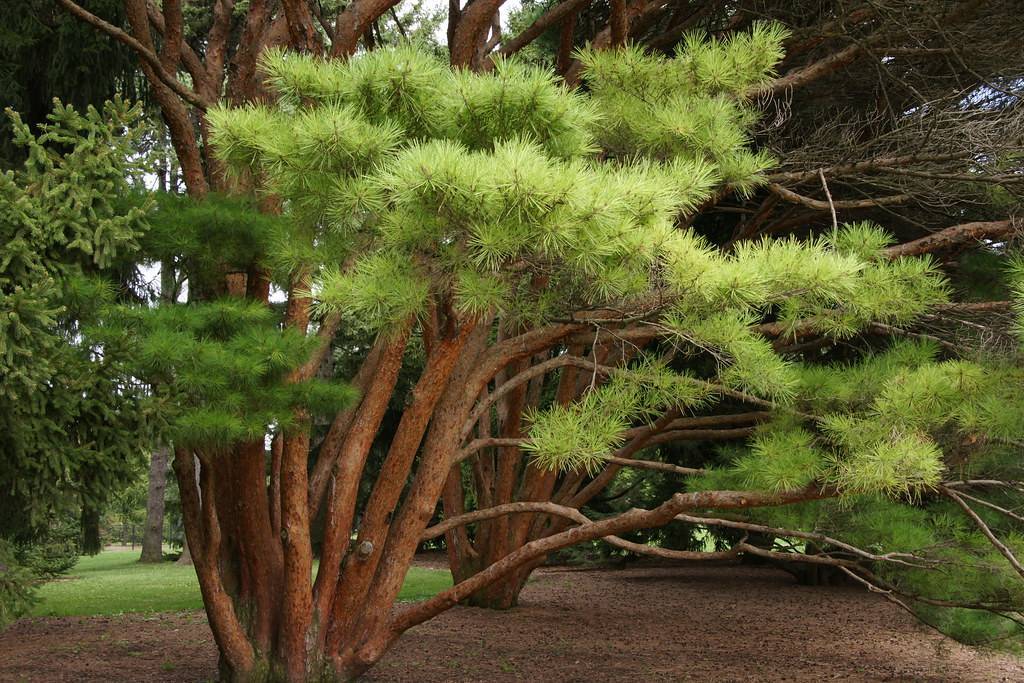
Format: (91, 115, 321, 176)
(169, 310, 718, 680)
(442, 332, 770, 609)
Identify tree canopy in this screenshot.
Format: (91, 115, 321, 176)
(5, 0, 1022, 679)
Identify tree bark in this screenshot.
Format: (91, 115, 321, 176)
(139, 444, 170, 562)
(80, 504, 102, 556)
(176, 536, 193, 565)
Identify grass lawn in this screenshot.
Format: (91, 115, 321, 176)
(31, 550, 452, 617)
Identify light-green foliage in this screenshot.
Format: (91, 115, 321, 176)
(525, 359, 713, 473)
(207, 39, 950, 491)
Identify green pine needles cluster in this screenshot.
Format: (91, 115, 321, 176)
(208, 37, 950, 498)
(110, 299, 357, 447)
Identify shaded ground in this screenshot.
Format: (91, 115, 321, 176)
(2, 564, 1022, 682)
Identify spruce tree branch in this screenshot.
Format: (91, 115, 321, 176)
(57, 0, 208, 110)
(942, 486, 1024, 581)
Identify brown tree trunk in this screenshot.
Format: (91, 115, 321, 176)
(139, 444, 170, 562)
(176, 536, 192, 565)
(80, 504, 102, 556)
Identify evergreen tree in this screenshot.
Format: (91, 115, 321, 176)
(120, 28, 1023, 679)
(0, 0, 138, 168)
(0, 99, 151, 611)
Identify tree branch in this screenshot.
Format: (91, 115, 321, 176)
(607, 457, 706, 476)
(392, 483, 835, 636)
(499, 0, 591, 57)
(673, 513, 931, 568)
(943, 486, 1024, 581)
(768, 183, 910, 211)
(57, 0, 208, 110)
(884, 219, 1018, 257)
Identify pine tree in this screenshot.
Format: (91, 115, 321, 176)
(120, 27, 1024, 679)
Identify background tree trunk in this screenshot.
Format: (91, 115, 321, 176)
(176, 452, 200, 566)
(139, 444, 170, 562)
(80, 505, 102, 555)
(176, 536, 192, 565)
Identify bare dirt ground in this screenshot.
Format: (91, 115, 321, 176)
(2, 563, 1022, 682)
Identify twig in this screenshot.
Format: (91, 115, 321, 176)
(942, 486, 1024, 580)
(819, 169, 838, 231)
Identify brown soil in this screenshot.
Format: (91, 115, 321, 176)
(2, 564, 1021, 682)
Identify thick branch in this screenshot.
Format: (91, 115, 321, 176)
(768, 183, 910, 211)
(499, 0, 590, 56)
(57, 0, 208, 110)
(391, 484, 834, 635)
(885, 220, 1017, 257)
(752, 42, 865, 97)
(332, 0, 403, 57)
(451, 0, 509, 67)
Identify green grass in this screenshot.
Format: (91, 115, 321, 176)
(31, 550, 452, 617)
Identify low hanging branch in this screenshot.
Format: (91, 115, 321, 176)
(393, 483, 837, 635)
(942, 486, 1024, 581)
(672, 513, 933, 568)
